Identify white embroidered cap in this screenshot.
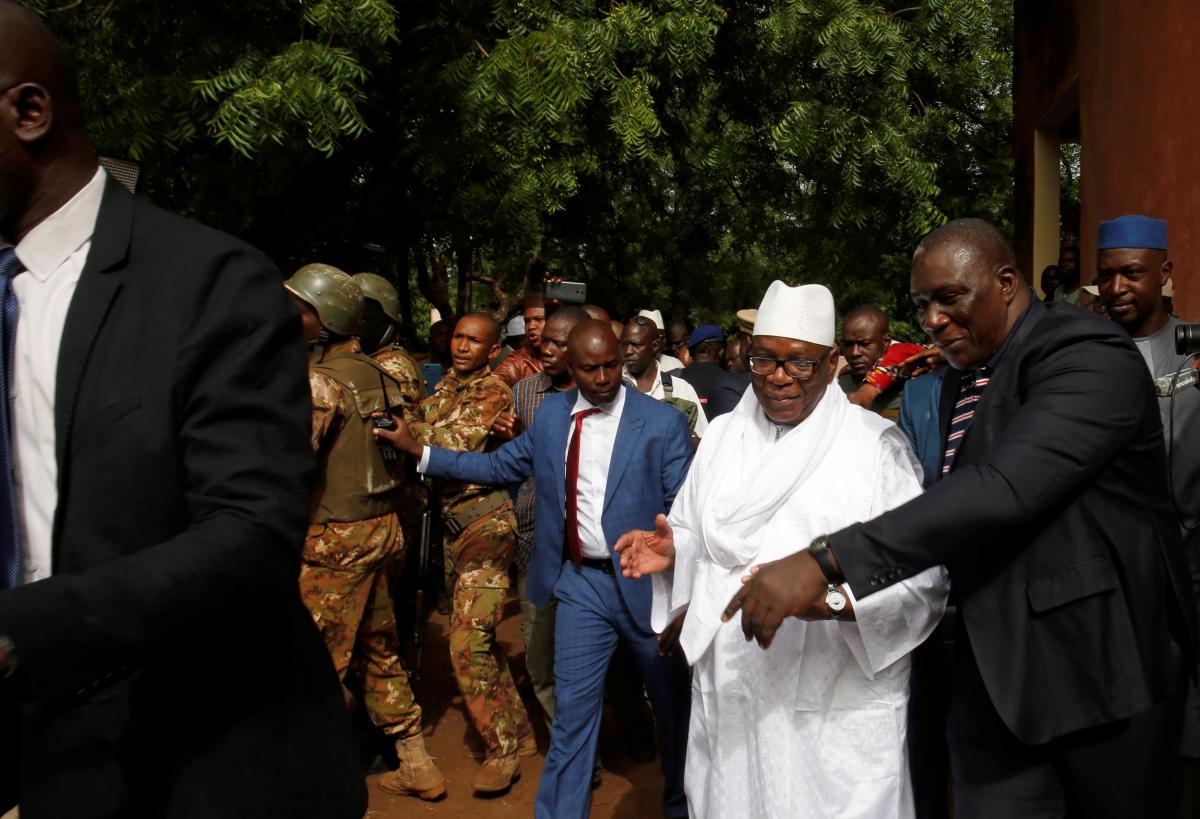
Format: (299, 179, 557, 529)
(636, 308, 665, 330)
(753, 281, 835, 346)
(506, 315, 525, 336)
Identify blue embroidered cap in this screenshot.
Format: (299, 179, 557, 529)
(1097, 215, 1168, 251)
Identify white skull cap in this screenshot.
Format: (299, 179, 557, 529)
(753, 281, 835, 346)
(636, 309, 665, 330)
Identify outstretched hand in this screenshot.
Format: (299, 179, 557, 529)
(897, 347, 946, 379)
(614, 514, 676, 578)
(721, 551, 828, 649)
(371, 414, 423, 458)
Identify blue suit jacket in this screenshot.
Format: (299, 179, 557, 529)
(425, 385, 693, 630)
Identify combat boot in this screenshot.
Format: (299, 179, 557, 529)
(380, 734, 446, 800)
(472, 750, 520, 795)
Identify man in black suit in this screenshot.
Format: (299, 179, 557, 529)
(0, 5, 365, 816)
(726, 218, 1197, 817)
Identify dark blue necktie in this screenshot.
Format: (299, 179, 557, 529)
(941, 366, 991, 477)
(0, 247, 21, 588)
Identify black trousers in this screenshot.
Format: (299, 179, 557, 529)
(947, 625, 1183, 819)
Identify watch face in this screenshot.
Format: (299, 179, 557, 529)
(826, 587, 847, 613)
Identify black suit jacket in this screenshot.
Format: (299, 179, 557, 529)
(831, 300, 1197, 745)
(0, 179, 366, 817)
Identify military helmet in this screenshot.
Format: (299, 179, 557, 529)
(285, 263, 364, 336)
(352, 273, 401, 323)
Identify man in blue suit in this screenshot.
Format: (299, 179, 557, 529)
(377, 320, 693, 818)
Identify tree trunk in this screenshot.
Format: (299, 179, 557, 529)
(455, 244, 472, 315)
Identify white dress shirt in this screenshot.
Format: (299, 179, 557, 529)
(416, 383, 628, 561)
(11, 167, 107, 584)
(567, 384, 625, 560)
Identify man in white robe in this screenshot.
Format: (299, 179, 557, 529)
(617, 281, 949, 819)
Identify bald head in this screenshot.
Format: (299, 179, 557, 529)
(0, 2, 75, 98)
(910, 217, 1029, 370)
(567, 320, 622, 405)
(546, 305, 588, 335)
(0, 0, 95, 240)
(582, 304, 610, 323)
(915, 218, 1017, 272)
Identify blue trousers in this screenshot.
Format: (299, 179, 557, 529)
(534, 563, 690, 819)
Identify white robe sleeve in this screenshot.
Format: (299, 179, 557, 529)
(838, 431, 950, 678)
(651, 441, 706, 633)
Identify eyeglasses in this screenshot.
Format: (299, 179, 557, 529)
(747, 350, 829, 380)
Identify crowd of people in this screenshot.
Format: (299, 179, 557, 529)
(1, 4, 1199, 818)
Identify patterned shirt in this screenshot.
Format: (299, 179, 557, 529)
(511, 372, 558, 568)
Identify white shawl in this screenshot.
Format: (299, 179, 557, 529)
(674, 381, 862, 662)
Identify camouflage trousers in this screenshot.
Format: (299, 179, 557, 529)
(446, 506, 531, 758)
(299, 513, 422, 739)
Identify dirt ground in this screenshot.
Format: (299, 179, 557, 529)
(364, 594, 667, 819)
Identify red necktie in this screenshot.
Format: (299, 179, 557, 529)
(565, 408, 601, 567)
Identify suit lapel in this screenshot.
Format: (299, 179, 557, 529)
(552, 391, 574, 513)
(52, 179, 130, 551)
(603, 405, 643, 513)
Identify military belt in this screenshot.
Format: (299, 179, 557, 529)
(443, 490, 510, 538)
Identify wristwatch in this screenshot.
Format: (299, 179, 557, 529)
(825, 584, 848, 619)
(808, 535, 845, 584)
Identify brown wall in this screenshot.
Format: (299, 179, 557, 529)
(1014, 0, 1200, 320)
(1079, 1, 1200, 321)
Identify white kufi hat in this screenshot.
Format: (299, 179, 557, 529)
(636, 308, 665, 330)
(753, 281, 835, 346)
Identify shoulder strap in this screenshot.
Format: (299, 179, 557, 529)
(661, 370, 673, 399)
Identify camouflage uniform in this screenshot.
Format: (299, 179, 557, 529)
(300, 338, 423, 741)
(371, 343, 428, 574)
(407, 367, 531, 758)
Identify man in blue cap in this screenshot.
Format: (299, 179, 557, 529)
(1095, 214, 1200, 810)
(672, 324, 751, 420)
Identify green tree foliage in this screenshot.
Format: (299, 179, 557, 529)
(27, 0, 1013, 343)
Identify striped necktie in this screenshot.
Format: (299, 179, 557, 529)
(942, 366, 991, 476)
(0, 247, 21, 589)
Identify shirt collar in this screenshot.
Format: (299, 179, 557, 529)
(15, 167, 106, 282)
(572, 382, 627, 420)
(984, 295, 1035, 372)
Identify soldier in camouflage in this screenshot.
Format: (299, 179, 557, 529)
(286, 264, 446, 801)
(353, 272, 425, 407)
(405, 312, 533, 795)
(352, 273, 429, 628)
